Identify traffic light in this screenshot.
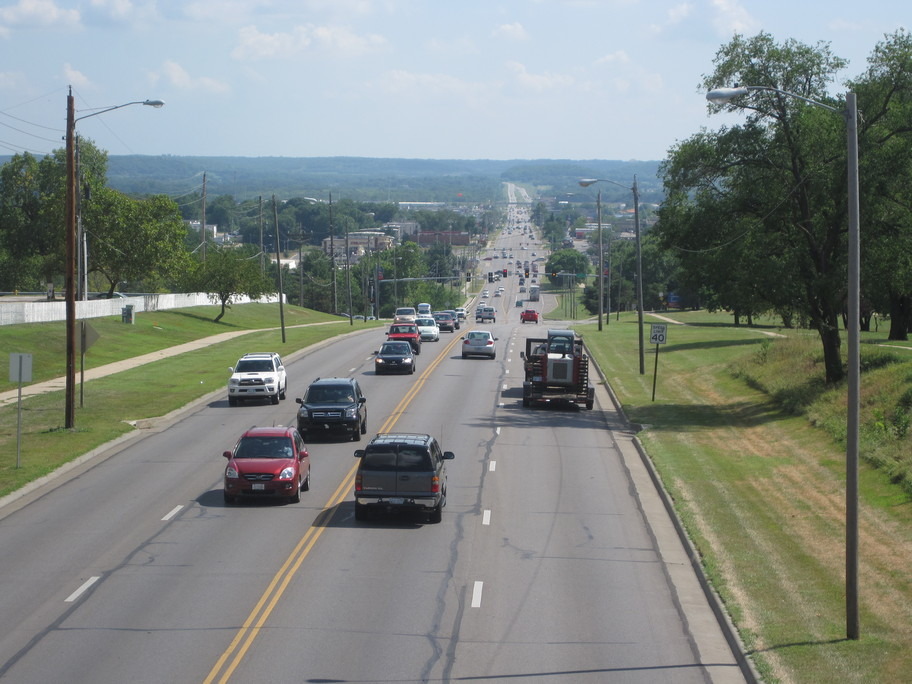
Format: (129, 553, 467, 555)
(465, 273, 471, 282)
(502, 268, 508, 277)
(524, 268, 530, 277)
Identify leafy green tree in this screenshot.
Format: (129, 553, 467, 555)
(185, 246, 271, 322)
(545, 249, 591, 283)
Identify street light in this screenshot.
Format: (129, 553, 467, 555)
(576, 184, 604, 330)
(706, 84, 860, 640)
(65, 87, 164, 428)
(579, 177, 645, 374)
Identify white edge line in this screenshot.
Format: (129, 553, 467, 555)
(65, 576, 100, 603)
(471, 581, 484, 608)
(483, 510, 491, 525)
(162, 504, 184, 522)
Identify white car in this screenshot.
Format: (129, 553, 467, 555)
(415, 317, 440, 342)
(227, 352, 287, 406)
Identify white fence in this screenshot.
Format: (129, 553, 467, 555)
(0, 293, 282, 326)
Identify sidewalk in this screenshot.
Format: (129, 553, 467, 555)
(0, 321, 346, 408)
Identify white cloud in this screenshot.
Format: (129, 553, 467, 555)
(0, 0, 80, 29)
(232, 23, 386, 60)
(505, 61, 573, 92)
(90, 0, 134, 20)
(373, 69, 485, 100)
(63, 63, 91, 88)
(595, 50, 630, 66)
(648, 2, 693, 35)
(710, 0, 758, 36)
(492, 22, 529, 41)
(154, 60, 229, 94)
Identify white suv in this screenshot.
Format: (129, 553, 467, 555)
(227, 352, 287, 406)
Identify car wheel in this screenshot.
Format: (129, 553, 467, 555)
(354, 502, 368, 521)
(490, 353, 496, 359)
(271, 394, 280, 405)
(228, 396, 237, 407)
(223, 490, 235, 505)
(301, 468, 310, 492)
(353, 426, 361, 442)
(461, 354, 468, 359)
(410, 364, 416, 374)
(361, 417, 368, 435)
(290, 480, 301, 504)
(279, 383, 286, 400)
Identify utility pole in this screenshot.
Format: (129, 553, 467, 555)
(272, 195, 286, 343)
(258, 196, 264, 275)
(200, 172, 207, 261)
(329, 192, 337, 313)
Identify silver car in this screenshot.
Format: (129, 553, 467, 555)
(461, 330, 497, 359)
(415, 317, 440, 342)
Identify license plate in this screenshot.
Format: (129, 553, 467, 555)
(388, 497, 404, 505)
(252, 483, 265, 491)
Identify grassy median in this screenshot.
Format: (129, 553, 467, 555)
(577, 310, 912, 684)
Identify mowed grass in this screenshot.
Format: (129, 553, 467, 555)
(577, 310, 912, 683)
(0, 303, 382, 498)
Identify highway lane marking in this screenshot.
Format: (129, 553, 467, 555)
(65, 576, 100, 603)
(495, 426, 501, 435)
(204, 332, 463, 684)
(489, 461, 496, 471)
(162, 505, 184, 521)
(483, 510, 491, 526)
(471, 581, 484, 608)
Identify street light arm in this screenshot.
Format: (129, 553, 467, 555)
(579, 177, 632, 192)
(75, 99, 165, 123)
(707, 85, 839, 113)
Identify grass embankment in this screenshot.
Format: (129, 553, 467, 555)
(0, 304, 382, 499)
(576, 310, 912, 684)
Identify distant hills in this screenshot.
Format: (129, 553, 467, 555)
(1, 154, 663, 204)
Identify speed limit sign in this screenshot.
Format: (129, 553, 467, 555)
(650, 324, 668, 345)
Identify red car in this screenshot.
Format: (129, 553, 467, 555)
(223, 426, 310, 504)
(387, 322, 422, 353)
(520, 309, 540, 323)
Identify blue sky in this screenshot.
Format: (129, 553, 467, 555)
(0, 0, 907, 161)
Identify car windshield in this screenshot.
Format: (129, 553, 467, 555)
(415, 318, 435, 326)
(467, 332, 489, 341)
(390, 325, 413, 334)
(306, 386, 354, 403)
(235, 359, 274, 372)
(235, 436, 293, 459)
(381, 343, 411, 355)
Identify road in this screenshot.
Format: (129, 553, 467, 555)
(0, 217, 748, 683)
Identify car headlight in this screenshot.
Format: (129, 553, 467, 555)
(403, 358, 413, 364)
(228, 378, 240, 387)
(344, 406, 358, 418)
(226, 466, 239, 479)
(263, 376, 275, 384)
(278, 466, 296, 480)
(375, 358, 385, 364)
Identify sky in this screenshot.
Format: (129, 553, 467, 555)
(0, 0, 907, 162)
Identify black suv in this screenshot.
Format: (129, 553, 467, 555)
(353, 433, 455, 523)
(296, 377, 367, 441)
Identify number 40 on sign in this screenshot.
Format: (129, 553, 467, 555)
(649, 324, 668, 401)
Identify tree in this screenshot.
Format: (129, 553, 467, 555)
(545, 249, 591, 283)
(185, 246, 271, 322)
(660, 33, 852, 383)
(84, 190, 190, 295)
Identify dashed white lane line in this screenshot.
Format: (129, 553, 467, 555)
(162, 505, 184, 522)
(65, 576, 100, 603)
(471, 581, 484, 608)
(495, 427, 501, 435)
(489, 461, 496, 471)
(483, 510, 491, 525)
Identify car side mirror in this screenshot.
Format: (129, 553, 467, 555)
(443, 451, 455, 460)
(295, 397, 304, 405)
(228, 367, 234, 373)
(223, 450, 233, 459)
(520, 352, 525, 359)
(373, 350, 379, 355)
(299, 449, 308, 461)
(359, 397, 366, 404)
(354, 449, 365, 459)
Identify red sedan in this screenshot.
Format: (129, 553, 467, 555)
(223, 426, 310, 504)
(520, 309, 540, 323)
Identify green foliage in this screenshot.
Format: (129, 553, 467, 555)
(184, 246, 271, 321)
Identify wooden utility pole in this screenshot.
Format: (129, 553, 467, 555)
(200, 172, 207, 260)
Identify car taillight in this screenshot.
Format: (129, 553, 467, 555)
(486, 340, 494, 346)
(463, 339, 470, 345)
(355, 472, 362, 492)
(431, 475, 440, 493)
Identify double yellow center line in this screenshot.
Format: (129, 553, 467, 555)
(203, 331, 465, 683)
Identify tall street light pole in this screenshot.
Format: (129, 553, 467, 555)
(579, 177, 645, 373)
(706, 85, 860, 640)
(64, 87, 164, 429)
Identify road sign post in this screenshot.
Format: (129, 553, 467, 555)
(10, 353, 33, 469)
(649, 324, 667, 401)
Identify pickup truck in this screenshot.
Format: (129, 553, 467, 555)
(353, 433, 455, 523)
(386, 323, 422, 353)
(519, 309, 540, 323)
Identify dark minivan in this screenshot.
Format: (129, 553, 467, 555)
(353, 433, 454, 523)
